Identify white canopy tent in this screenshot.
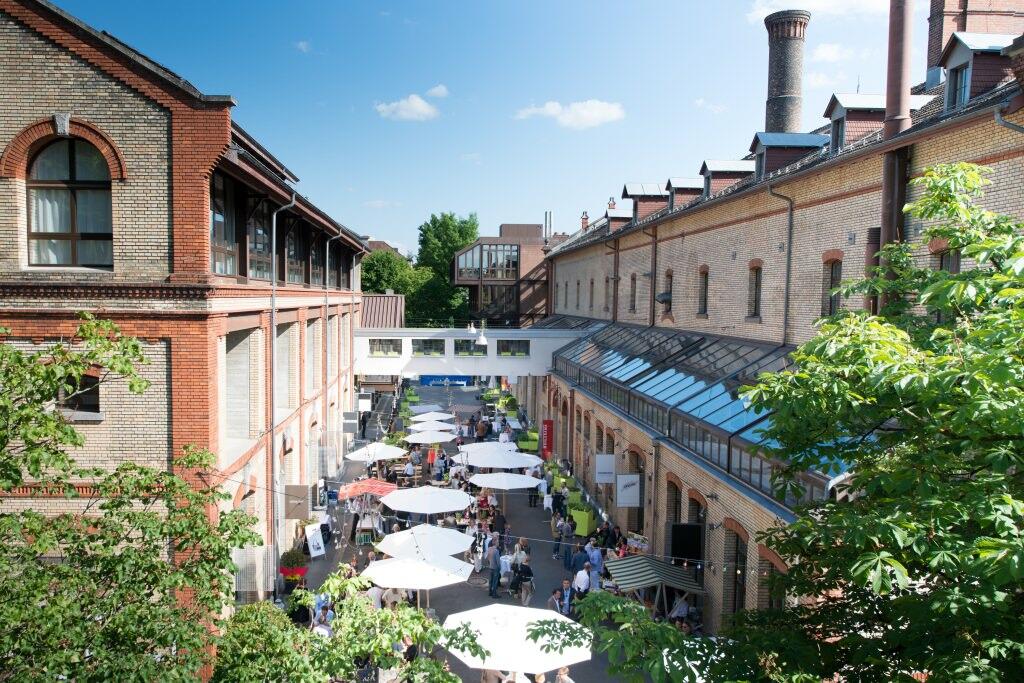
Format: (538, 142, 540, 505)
(380, 486, 474, 515)
(376, 524, 473, 560)
(443, 604, 592, 674)
(459, 441, 519, 453)
(454, 451, 542, 470)
(403, 430, 457, 444)
(409, 420, 456, 432)
(409, 411, 457, 422)
(345, 442, 407, 463)
(469, 473, 543, 490)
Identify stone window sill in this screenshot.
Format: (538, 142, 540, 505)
(745, 315, 762, 324)
(696, 313, 708, 319)
(60, 409, 105, 424)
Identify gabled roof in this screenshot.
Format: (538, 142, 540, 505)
(665, 177, 704, 191)
(622, 183, 669, 198)
(700, 159, 756, 175)
(749, 132, 828, 153)
(30, 0, 234, 105)
(940, 32, 1017, 64)
(823, 93, 934, 118)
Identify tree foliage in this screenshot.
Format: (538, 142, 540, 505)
(722, 163, 1024, 681)
(407, 212, 478, 323)
(0, 316, 260, 681)
(215, 566, 486, 682)
(361, 249, 432, 298)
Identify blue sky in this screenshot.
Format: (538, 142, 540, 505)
(57, 0, 928, 254)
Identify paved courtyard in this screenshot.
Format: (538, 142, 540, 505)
(307, 384, 619, 682)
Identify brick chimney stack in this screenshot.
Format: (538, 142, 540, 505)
(764, 9, 811, 133)
(580, 211, 589, 232)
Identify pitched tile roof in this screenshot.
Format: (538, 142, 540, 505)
(361, 294, 405, 328)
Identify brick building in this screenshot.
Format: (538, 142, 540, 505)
(515, 2, 1024, 633)
(0, 0, 366, 601)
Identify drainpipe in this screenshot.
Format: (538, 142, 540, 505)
(644, 225, 658, 326)
(269, 192, 296, 595)
(767, 185, 795, 346)
(610, 239, 620, 323)
(877, 0, 913, 312)
(995, 101, 1024, 135)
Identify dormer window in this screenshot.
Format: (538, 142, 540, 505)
(754, 152, 765, 180)
(947, 64, 969, 110)
(830, 117, 845, 152)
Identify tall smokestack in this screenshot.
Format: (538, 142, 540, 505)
(884, 0, 913, 140)
(764, 9, 811, 133)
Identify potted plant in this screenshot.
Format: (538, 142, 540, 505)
(279, 548, 309, 593)
(567, 490, 582, 506)
(567, 501, 596, 537)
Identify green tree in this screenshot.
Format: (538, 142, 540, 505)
(361, 249, 431, 297)
(0, 316, 260, 681)
(407, 212, 478, 323)
(532, 164, 1024, 682)
(216, 566, 486, 681)
(416, 212, 479, 281)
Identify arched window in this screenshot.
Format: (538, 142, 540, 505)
(747, 262, 763, 319)
(698, 266, 709, 315)
(28, 138, 112, 267)
(629, 274, 637, 312)
(821, 259, 842, 316)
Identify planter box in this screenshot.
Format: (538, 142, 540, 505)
(570, 509, 596, 537)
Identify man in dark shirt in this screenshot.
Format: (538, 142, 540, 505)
(571, 544, 589, 573)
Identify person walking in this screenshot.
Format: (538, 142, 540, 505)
(550, 511, 563, 559)
(516, 557, 535, 606)
(561, 521, 575, 570)
(546, 588, 562, 612)
(572, 562, 591, 600)
(587, 538, 604, 592)
(485, 542, 501, 598)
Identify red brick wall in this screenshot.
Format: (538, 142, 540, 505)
(710, 171, 752, 194)
(844, 110, 885, 144)
(764, 147, 817, 175)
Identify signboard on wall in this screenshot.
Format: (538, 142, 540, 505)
(595, 453, 616, 484)
(616, 474, 641, 507)
(541, 419, 554, 459)
(358, 398, 372, 412)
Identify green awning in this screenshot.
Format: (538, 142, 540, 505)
(606, 554, 704, 595)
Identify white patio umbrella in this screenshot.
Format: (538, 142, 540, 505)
(410, 411, 457, 422)
(409, 403, 444, 415)
(409, 420, 456, 432)
(362, 554, 473, 607)
(443, 604, 591, 673)
(345, 442, 407, 463)
(403, 430, 457, 444)
(380, 486, 473, 515)
(454, 451, 542, 470)
(376, 523, 472, 560)
(469, 473, 543, 490)
(459, 441, 519, 453)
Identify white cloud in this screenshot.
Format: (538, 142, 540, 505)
(426, 84, 449, 98)
(747, 0, 889, 21)
(460, 152, 482, 165)
(375, 94, 439, 121)
(811, 43, 853, 63)
(694, 97, 727, 114)
(805, 71, 846, 89)
(364, 199, 401, 209)
(295, 40, 311, 53)
(515, 99, 624, 130)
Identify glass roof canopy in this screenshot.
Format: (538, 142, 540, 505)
(553, 323, 793, 452)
